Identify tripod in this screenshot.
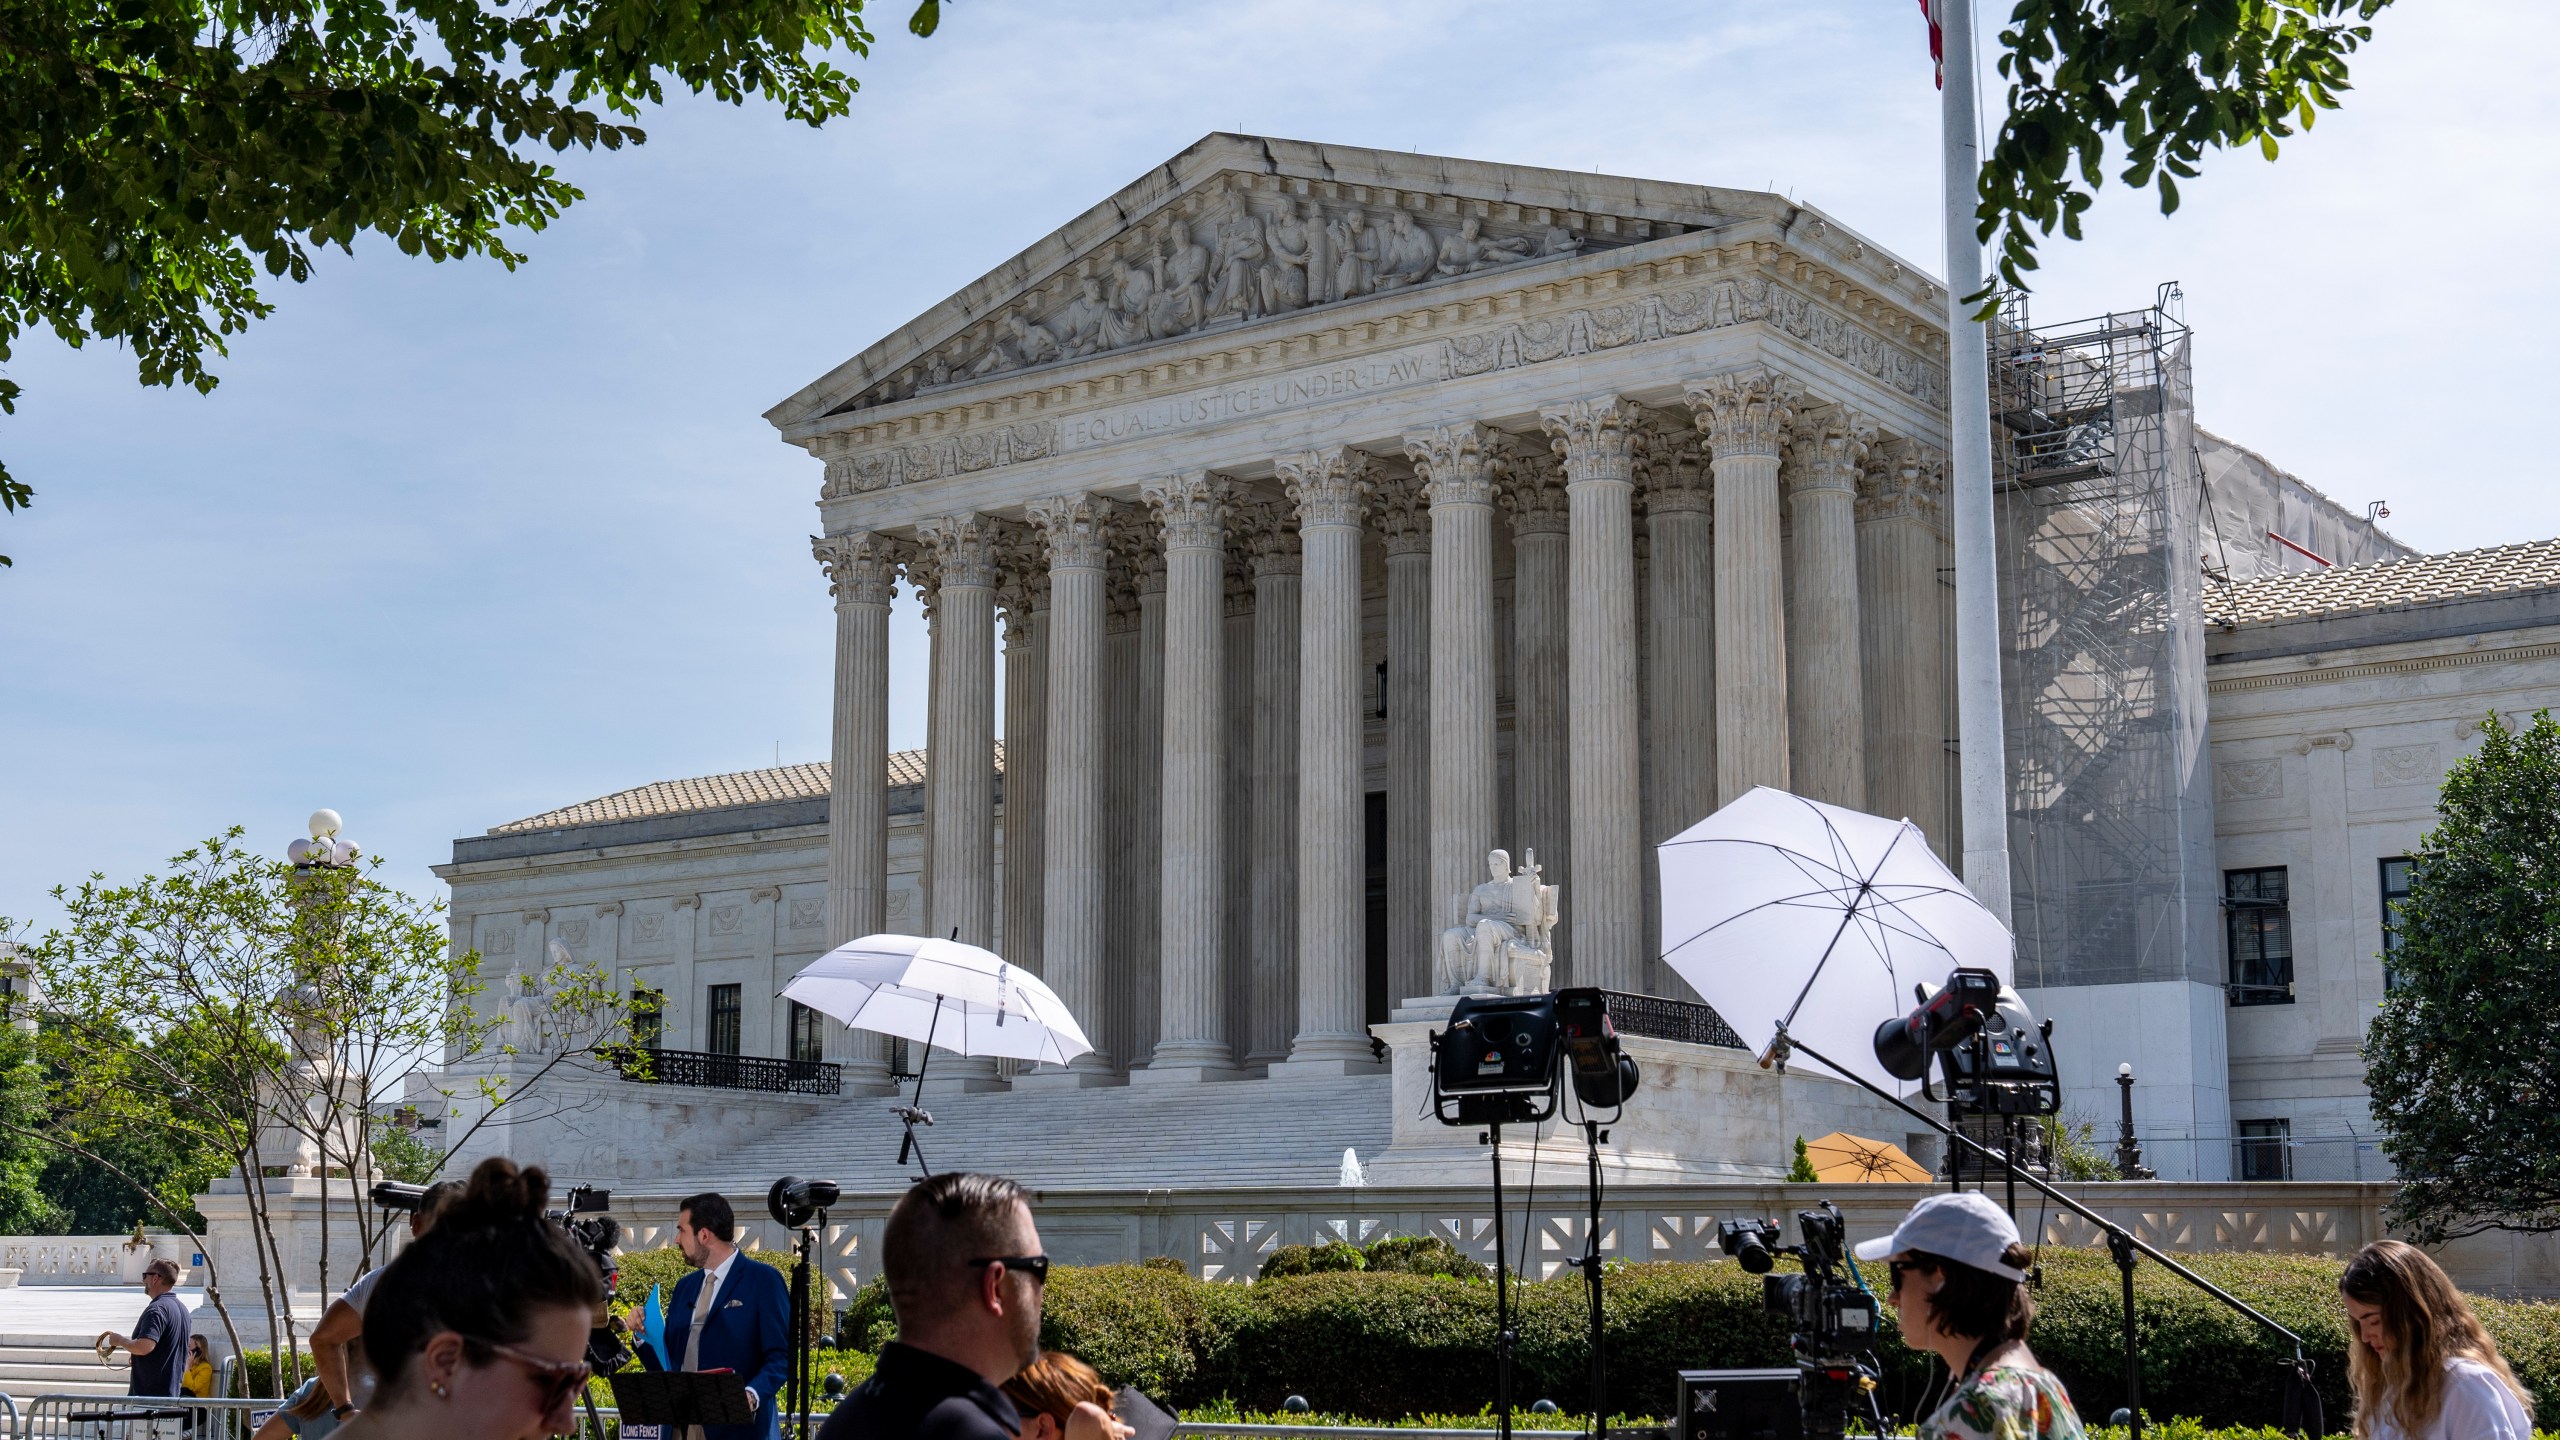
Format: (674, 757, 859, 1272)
(1566, 1116, 1608, 1440)
(785, 1215, 826, 1440)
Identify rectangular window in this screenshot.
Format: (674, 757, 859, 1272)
(629, 987, 665, 1051)
(2379, 857, 2416, 990)
(705, 984, 742, 1056)
(2224, 867, 2295, 1005)
(2236, 1118, 2293, 1181)
(789, 1000, 825, 1066)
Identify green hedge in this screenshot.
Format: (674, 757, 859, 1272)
(1007, 1250, 2560, 1430)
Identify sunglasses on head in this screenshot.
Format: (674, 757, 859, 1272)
(974, 1254, 1052, 1284)
(467, 1336, 592, 1413)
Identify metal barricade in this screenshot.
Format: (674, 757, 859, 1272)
(16, 1396, 275, 1440)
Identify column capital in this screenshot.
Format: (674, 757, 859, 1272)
(1277, 446, 1374, 530)
(1370, 468, 1433, 556)
(1225, 553, 1258, 617)
(1786, 406, 1876, 498)
(1684, 368, 1803, 460)
(1501, 447, 1572, 536)
(903, 541, 943, 621)
(1858, 439, 1948, 524)
(1540, 395, 1646, 487)
(1143, 471, 1234, 552)
(1233, 500, 1304, 578)
(995, 529, 1048, 648)
(1121, 526, 1168, 598)
(1638, 419, 1714, 517)
(1026, 493, 1116, 571)
(1403, 422, 1503, 509)
(917, 512, 1001, 589)
(810, 530, 907, 607)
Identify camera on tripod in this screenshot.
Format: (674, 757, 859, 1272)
(545, 1185, 629, 1372)
(1689, 1202, 1880, 1440)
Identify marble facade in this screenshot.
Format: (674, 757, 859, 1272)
(777, 135, 1964, 1087)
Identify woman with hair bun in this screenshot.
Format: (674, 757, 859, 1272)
(2340, 1240, 2533, 1440)
(334, 1157, 603, 1440)
(1854, 1192, 2085, 1440)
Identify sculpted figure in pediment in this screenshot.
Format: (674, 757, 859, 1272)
(1437, 215, 1535, 277)
(1329, 209, 1377, 299)
(1105, 255, 1158, 347)
(1297, 199, 1337, 305)
(1264, 205, 1313, 313)
(1207, 206, 1270, 322)
(1152, 223, 1212, 338)
(1056, 276, 1111, 357)
(970, 310, 1062, 377)
(1538, 225, 1584, 257)
(1374, 211, 1440, 290)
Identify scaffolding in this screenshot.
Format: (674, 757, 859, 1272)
(1992, 284, 2221, 992)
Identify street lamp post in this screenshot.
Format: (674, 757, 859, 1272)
(2114, 1063, 2155, 1180)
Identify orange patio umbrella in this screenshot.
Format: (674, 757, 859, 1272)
(1803, 1131, 1934, 1183)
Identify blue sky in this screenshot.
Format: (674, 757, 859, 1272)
(5, 0, 2554, 927)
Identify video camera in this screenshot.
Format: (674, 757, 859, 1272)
(545, 1186, 629, 1373)
(1715, 1202, 1881, 1440)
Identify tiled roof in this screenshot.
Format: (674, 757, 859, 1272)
(490, 743, 1001, 835)
(2208, 538, 2560, 627)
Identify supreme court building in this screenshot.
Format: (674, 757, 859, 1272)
(444, 136, 2530, 1194)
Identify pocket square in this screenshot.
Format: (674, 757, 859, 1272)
(724, 1297, 744, 1308)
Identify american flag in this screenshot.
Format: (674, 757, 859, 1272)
(1918, 0, 1944, 88)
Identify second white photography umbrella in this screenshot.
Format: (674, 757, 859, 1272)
(1657, 786, 2013, 1094)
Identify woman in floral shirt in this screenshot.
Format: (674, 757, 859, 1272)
(1853, 1192, 2087, 1440)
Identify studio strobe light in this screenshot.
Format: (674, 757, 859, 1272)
(767, 1176, 841, 1440)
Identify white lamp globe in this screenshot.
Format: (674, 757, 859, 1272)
(331, 839, 362, 866)
(308, 809, 343, 840)
(286, 838, 314, 865)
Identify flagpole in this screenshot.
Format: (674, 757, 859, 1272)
(1938, 0, 2013, 925)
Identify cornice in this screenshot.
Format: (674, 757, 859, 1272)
(809, 241, 1947, 502)
(2205, 637, 2560, 695)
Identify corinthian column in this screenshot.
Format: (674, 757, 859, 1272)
(1137, 473, 1237, 1082)
(1276, 447, 1380, 1071)
(1240, 504, 1302, 1066)
(1858, 445, 1953, 853)
(1686, 369, 1802, 802)
(1643, 427, 1718, 839)
(1373, 469, 1433, 1003)
(1100, 555, 1142, 1075)
(811, 530, 904, 1089)
(997, 538, 1048, 973)
(1784, 406, 1873, 808)
(917, 512, 1002, 1086)
(1502, 451, 1572, 981)
(1406, 423, 1502, 959)
(1023, 495, 1116, 1082)
(1541, 396, 1646, 994)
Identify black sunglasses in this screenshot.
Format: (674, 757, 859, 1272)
(973, 1254, 1051, 1284)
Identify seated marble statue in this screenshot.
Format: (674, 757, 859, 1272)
(1433, 848, 1559, 996)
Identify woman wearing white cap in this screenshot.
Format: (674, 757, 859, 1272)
(1853, 1192, 2086, 1440)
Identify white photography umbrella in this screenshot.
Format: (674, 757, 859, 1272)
(782, 932, 1094, 1174)
(1657, 786, 2013, 1094)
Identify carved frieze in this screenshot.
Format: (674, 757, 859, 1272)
(817, 274, 1947, 502)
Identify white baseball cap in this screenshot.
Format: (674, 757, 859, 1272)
(1852, 1191, 2030, 1281)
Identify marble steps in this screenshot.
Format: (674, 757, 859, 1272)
(699, 1072, 1395, 1194)
(0, 1335, 134, 1402)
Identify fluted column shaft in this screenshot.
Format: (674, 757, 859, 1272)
(1139, 473, 1235, 1077)
(1100, 574, 1141, 1074)
(1377, 474, 1432, 1003)
(1785, 408, 1872, 808)
(1245, 507, 1303, 1065)
(999, 579, 1047, 971)
(1505, 462, 1572, 981)
(1645, 460, 1718, 840)
(1281, 449, 1375, 1065)
(1542, 398, 1646, 994)
(1029, 495, 1113, 1073)
(1131, 554, 1166, 1068)
(813, 531, 901, 1087)
(1689, 370, 1801, 802)
(1408, 424, 1501, 947)
(1859, 449, 1954, 852)
(920, 514, 1000, 1083)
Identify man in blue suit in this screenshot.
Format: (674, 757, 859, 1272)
(661, 1192, 791, 1440)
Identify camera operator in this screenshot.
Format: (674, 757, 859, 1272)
(820, 1173, 1122, 1440)
(644, 1191, 789, 1440)
(1853, 1192, 2086, 1440)
(334, 1157, 602, 1440)
(312, 1179, 462, 1419)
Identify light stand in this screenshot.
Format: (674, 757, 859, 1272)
(892, 995, 944, 1177)
(1487, 1119, 1520, 1440)
(768, 1177, 841, 1440)
(1571, 1114, 1607, 1440)
(1771, 1034, 2318, 1440)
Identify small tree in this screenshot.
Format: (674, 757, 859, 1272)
(2367, 709, 2560, 1241)
(1, 827, 630, 1384)
(1788, 1136, 1818, 1183)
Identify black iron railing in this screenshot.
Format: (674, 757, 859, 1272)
(611, 1046, 842, 1095)
(1598, 989, 1747, 1050)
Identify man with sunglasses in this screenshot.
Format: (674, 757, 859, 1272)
(822, 1173, 1121, 1440)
